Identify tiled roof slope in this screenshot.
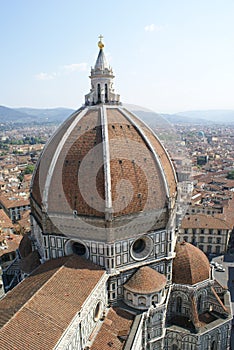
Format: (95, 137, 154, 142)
(31, 108, 82, 206)
(107, 108, 167, 216)
(0, 232, 22, 257)
(90, 307, 134, 350)
(172, 242, 210, 285)
(126, 110, 177, 199)
(0, 208, 13, 229)
(0, 255, 105, 350)
(124, 266, 167, 294)
(181, 214, 231, 229)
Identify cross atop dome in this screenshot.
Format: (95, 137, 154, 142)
(85, 36, 120, 105)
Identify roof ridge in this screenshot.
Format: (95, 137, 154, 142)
(211, 286, 228, 314)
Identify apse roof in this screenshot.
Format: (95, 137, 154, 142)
(124, 266, 167, 294)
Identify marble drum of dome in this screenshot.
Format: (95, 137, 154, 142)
(30, 37, 177, 244)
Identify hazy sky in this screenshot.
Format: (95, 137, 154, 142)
(1, 0, 234, 113)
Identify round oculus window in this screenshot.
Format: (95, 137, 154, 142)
(64, 239, 89, 259)
(72, 242, 86, 256)
(130, 235, 153, 261)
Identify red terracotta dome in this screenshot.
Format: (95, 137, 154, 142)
(30, 39, 177, 242)
(30, 106, 176, 237)
(124, 266, 167, 294)
(31, 107, 176, 212)
(172, 242, 210, 285)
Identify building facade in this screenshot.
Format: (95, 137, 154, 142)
(178, 214, 232, 255)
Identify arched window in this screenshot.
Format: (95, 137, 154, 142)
(127, 292, 133, 302)
(211, 340, 217, 350)
(176, 296, 182, 313)
(138, 296, 146, 306)
(97, 84, 101, 102)
(197, 295, 202, 312)
(152, 294, 158, 305)
(105, 83, 108, 102)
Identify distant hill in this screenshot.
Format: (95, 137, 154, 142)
(0, 106, 75, 124)
(162, 113, 211, 125)
(126, 104, 211, 126)
(0, 105, 233, 125)
(124, 104, 170, 128)
(129, 106, 234, 125)
(0, 106, 34, 123)
(15, 107, 75, 123)
(176, 110, 234, 123)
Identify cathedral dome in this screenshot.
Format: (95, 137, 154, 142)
(30, 38, 177, 242)
(172, 242, 210, 285)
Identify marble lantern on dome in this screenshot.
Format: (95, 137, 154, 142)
(85, 35, 120, 105)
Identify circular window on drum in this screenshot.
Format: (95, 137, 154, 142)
(65, 239, 89, 259)
(130, 235, 153, 261)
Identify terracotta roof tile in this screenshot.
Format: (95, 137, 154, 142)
(181, 214, 231, 230)
(0, 255, 105, 350)
(31, 109, 81, 206)
(0, 209, 13, 229)
(48, 108, 104, 216)
(172, 242, 210, 285)
(0, 196, 29, 209)
(31, 105, 177, 229)
(125, 111, 177, 199)
(107, 108, 167, 216)
(0, 232, 22, 257)
(124, 266, 167, 294)
(90, 307, 134, 350)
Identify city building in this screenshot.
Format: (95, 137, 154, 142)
(178, 214, 232, 255)
(0, 38, 232, 350)
(0, 195, 30, 222)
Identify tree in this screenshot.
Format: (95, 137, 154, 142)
(24, 164, 35, 174)
(18, 164, 35, 182)
(227, 170, 234, 180)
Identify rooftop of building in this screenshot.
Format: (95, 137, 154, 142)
(90, 307, 134, 350)
(181, 213, 231, 230)
(0, 231, 22, 258)
(0, 255, 105, 350)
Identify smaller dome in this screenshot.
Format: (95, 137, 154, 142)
(124, 266, 167, 294)
(172, 242, 210, 285)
